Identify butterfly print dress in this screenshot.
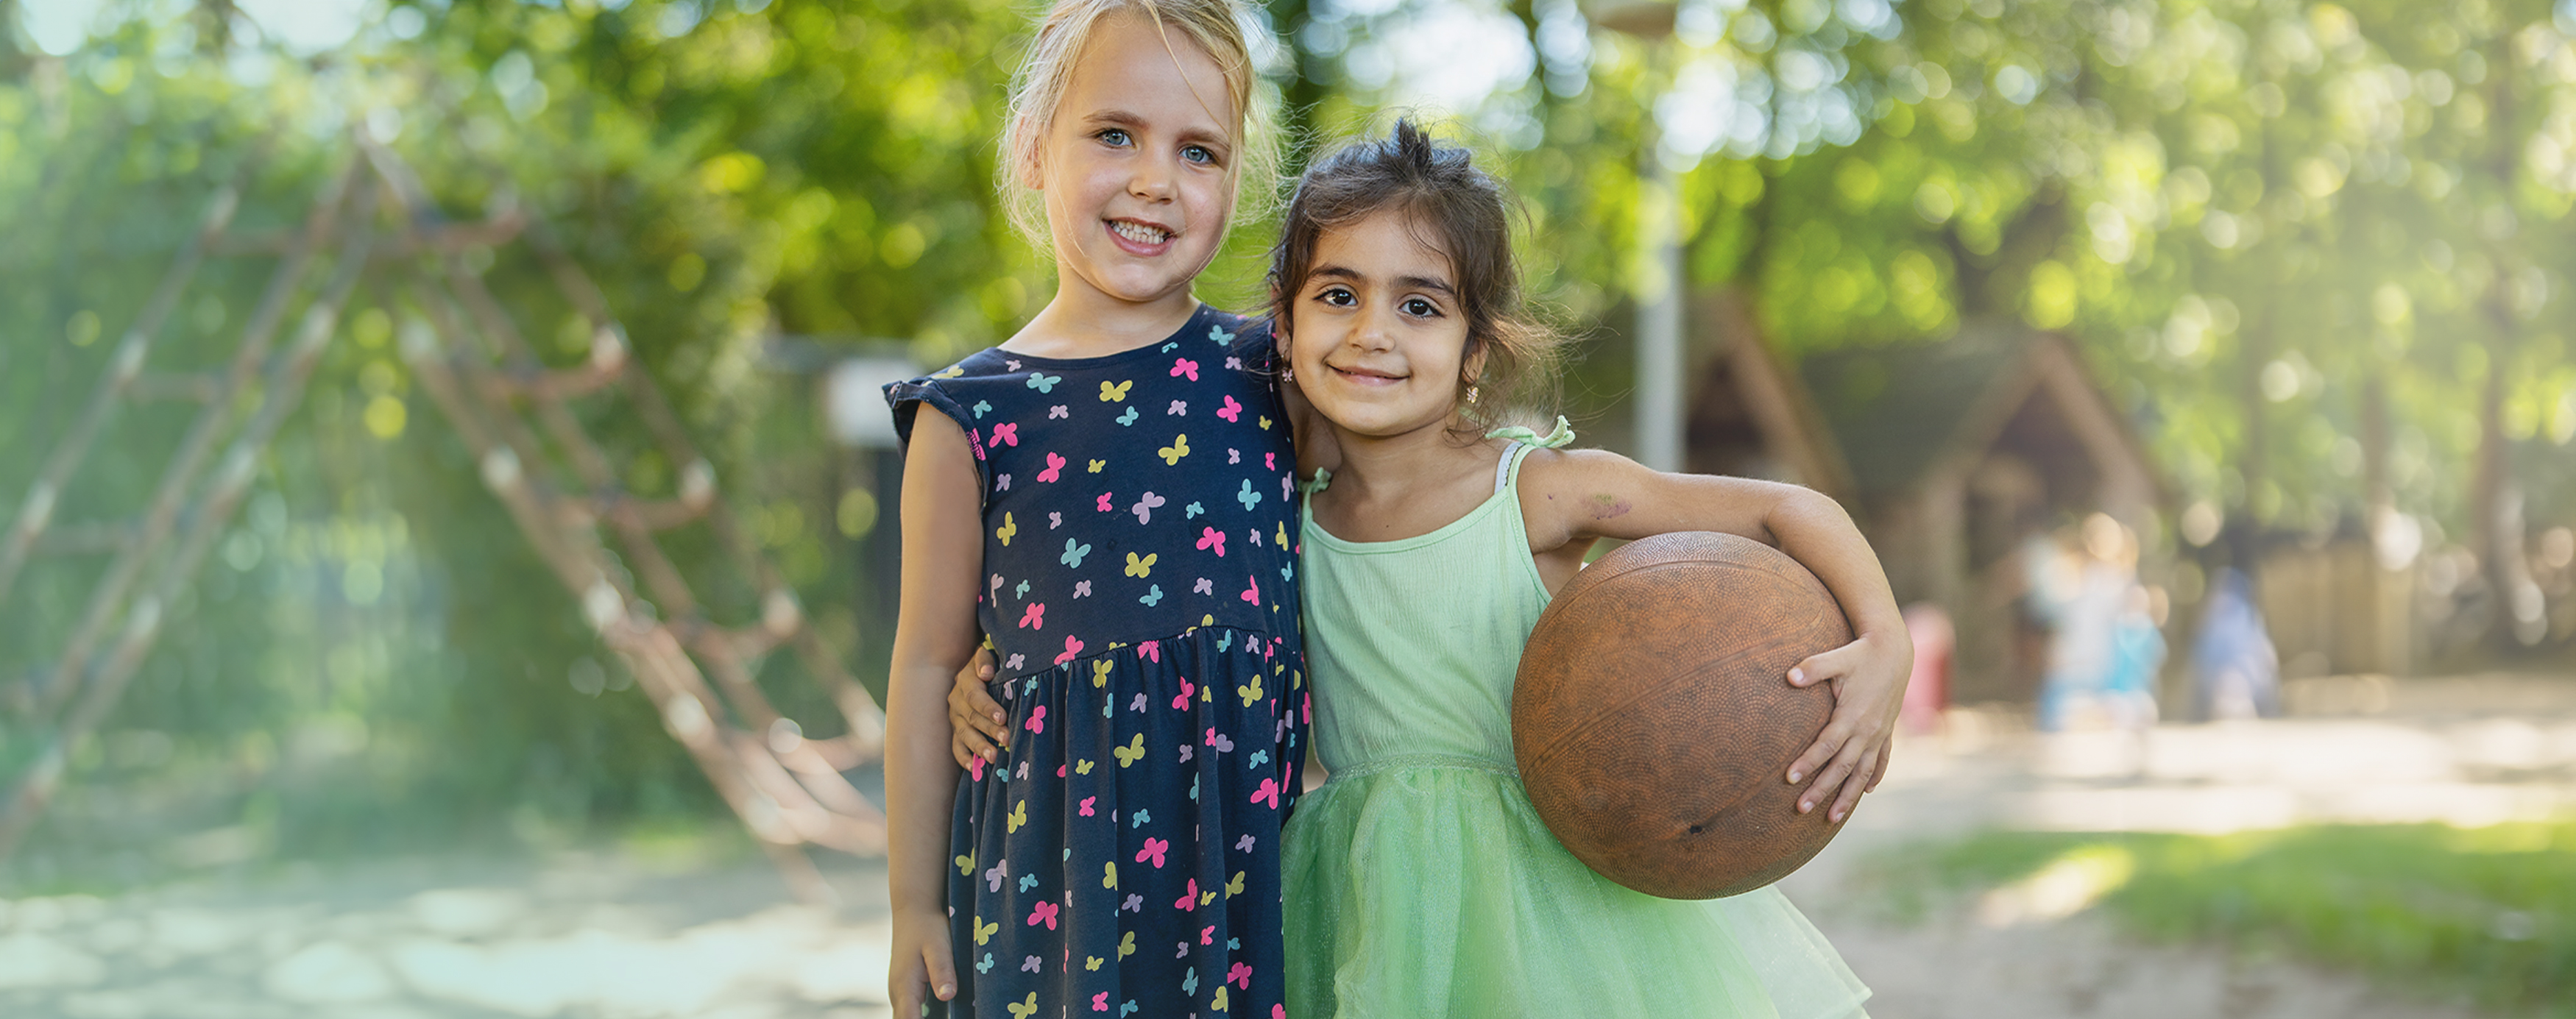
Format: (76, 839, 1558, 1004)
(887, 305, 1309, 1019)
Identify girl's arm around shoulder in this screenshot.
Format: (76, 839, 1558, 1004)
(885, 411, 986, 1015)
(1514, 447, 1911, 824)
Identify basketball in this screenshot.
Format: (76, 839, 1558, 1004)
(1512, 531, 1855, 899)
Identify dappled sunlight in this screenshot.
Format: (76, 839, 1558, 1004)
(1777, 672, 2576, 1016)
(1974, 845, 2137, 928)
(0, 859, 894, 1019)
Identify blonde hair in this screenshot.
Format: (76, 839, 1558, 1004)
(999, 0, 1277, 251)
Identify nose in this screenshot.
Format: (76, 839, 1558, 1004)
(1348, 302, 1397, 352)
(1130, 151, 1177, 202)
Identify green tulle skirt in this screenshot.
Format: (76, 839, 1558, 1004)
(1281, 759, 1873, 1019)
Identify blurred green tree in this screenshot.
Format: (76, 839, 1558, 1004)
(5, 0, 2572, 878)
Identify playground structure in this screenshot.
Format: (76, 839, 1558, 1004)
(0, 127, 888, 901)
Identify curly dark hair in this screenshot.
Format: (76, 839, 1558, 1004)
(1267, 119, 1565, 432)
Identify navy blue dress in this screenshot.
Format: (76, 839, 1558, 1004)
(888, 305, 1308, 1019)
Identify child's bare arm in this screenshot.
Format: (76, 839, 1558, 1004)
(886, 411, 986, 1015)
(1519, 449, 1910, 823)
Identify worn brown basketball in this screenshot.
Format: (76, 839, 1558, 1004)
(1512, 531, 1855, 899)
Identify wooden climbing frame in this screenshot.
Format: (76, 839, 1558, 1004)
(0, 127, 890, 901)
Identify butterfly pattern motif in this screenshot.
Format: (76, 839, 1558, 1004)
(885, 306, 1306, 1018)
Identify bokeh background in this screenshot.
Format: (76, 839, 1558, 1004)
(1, 0, 2572, 1015)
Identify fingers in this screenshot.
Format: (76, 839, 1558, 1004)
(964, 718, 1001, 760)
(1824, 745, 1879, 823)
(891, 963, 923, 1018)
(969, 686, 1011, 750)
(1785, 722, 1848, 787)
(891, 945, 957, 1015)
(948, 670, 1011, 756)
(968, 645, 998, 692)
(1866, 743, 1892, 792)
(1790, 650, 1900, 818)
(948, 696, 1008, 755)
(926, 942, 959, 1003)
(1786, 640, 1861, 688)
(945, 710, 984, 767)
(946, 676, 1004, 765)
(1797, 737, 1861, 816)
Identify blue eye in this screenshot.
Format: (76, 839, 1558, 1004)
(1097, 128, 1131, 147)
(1183, 145, 1214, 165)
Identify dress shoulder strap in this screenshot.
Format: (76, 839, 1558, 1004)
(1485, 416, 1576, 496)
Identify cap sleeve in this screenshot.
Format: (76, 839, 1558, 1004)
(882, 372, 992, 499)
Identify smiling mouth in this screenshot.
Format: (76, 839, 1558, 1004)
(1329, 363, 1407, 383)
(1109, 220, 1173, 245)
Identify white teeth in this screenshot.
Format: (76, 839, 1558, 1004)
(1111, 221, 1171, 244)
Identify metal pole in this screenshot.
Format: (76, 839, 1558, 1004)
(1633, 131, 1685, 472)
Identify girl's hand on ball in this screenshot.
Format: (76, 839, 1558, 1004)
(1784, 628, 1911, 823)
(947, 647, 1010, 769)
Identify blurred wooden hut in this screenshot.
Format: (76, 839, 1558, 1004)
(1682, 310, 2167, 704)
(1796, 324, 2166, 702)
(1681, 291, 1854, 497)
(2251, 525, 2419, 682)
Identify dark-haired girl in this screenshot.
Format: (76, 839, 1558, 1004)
(1269, 121, 1893, 1017)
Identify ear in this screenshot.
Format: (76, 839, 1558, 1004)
(1461, 338, 1490, 386)
(1015, 129, 1048, 191)
(1018, 148, 1047, 191)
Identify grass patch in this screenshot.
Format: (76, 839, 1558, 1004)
(1863, 822, 2576, 1015)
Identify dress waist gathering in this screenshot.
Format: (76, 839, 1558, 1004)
(1321, 752, 1520, 784)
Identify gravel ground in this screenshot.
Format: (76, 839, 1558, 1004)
(0, 853, 899, 1019)
(3, 672, 2565, 1018)
(1778, 671, 2574, 1019)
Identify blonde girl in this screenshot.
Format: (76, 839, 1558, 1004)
(881, 2, 1314, 1017)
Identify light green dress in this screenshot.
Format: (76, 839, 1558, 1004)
(1281, 426, 1873, 1018)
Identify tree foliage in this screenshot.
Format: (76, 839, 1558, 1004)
(4, 0, 2572, 870)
